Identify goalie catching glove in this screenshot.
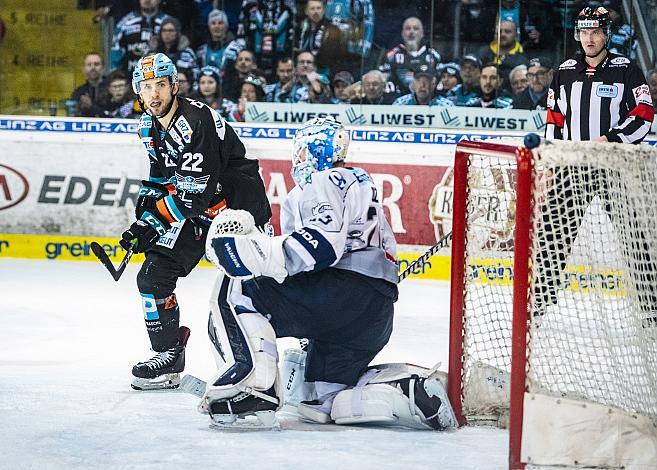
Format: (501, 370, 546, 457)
(205, 209, 288, 283)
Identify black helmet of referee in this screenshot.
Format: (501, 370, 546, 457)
(574, 6, 612, 41)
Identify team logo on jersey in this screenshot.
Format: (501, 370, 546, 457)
(174, 173, 210, 193)
(559, 59, 578, 69)
(610, 57, 630, 65)
(596, 84, 618, 98)
(632, 84, 652, 105)
(175, 117, 193, 143)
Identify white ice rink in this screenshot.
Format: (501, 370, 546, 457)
(0, 259, 507, 469)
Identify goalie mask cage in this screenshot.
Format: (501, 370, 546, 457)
(446, 140, 657, 470)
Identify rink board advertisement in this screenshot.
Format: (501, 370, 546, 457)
(1, 115, 655, 284)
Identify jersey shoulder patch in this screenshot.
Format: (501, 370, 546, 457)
(609, 56, 630, 65)
(559, 59, 578, 69)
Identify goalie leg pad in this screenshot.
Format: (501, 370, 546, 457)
(330, 364, 457, 430)
(202, 274, 280, 428)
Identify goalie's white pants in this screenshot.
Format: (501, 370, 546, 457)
(204, 273, 278, 402)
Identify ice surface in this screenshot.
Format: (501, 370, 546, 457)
(0, 259, 506, 469)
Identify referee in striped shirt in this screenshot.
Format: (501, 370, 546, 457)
(536, 5, 657, 323)
(545, 6, 653, 143)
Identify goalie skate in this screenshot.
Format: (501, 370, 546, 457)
(201, 386, 281, 431)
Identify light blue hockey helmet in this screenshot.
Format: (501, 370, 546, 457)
(132, 53, 178, 94)
(291, 117, 350, 187)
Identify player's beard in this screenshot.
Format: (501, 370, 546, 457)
(153, 93, 176, 118)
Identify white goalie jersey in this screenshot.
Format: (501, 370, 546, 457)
(280, 166, 398, 284)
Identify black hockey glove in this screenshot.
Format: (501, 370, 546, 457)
(120, 220, 161, 253)
(135, 180, 176, 219)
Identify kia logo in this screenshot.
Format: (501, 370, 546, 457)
(0, 164, 29, 210)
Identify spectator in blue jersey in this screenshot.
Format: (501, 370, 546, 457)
(237, 0, 295, 81)
(393, 66, 454, 107)
(512, 57, 552, 110)
(111, 0, 173, 72)
(445, 55, 481, 107)
(478, 18, 528, 94)
(294, 51, 331, 103)
(71, 52, 107, 117)
(196, 9, 236, 69)
(473, 64, 513, 108)
(148, 16, 199, 83)
(380, 16, 442, 95)
(264, 57, 308, 103)
(325, 0, 374, 74)
(296, 0, 346, 76)
(602, 1, 638, 61)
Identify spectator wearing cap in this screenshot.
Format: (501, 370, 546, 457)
(349, 70, 398, 105)
(478, 18, 528, 93)
(331, 71, 354, 103)
(380, 16, 442, 95)
(189, 65, 226, 113)
(512, 57, 552, 110)
(297, 0, 346, 77)
(196, 9, 236, 69)
(508, 64, 528, 95)
(445, 55, 481, 107)
(227, 75, 266, 122)
(264, 57, 308, 103)
(148, 16, 199, 83)
(393, 66, 454, 106)
(436, 63, 461, 97)
(474, 63, 513, 108)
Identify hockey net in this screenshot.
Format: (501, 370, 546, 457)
(446, 140, 657, 469)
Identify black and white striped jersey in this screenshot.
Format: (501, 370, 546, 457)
(545, 51, 654, 143)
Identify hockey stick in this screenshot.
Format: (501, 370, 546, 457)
(398, 208, 486, 282)
(90, 241, 135, 282)
(398, 230, 452, 282)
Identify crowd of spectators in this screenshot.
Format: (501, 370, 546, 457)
(69, 0, 652, 121)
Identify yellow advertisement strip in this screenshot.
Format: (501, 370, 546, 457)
(0, 233, 452, 279)
(0, 234, 626, 293)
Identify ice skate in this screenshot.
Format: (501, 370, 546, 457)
(201, 385, 281, 431)
(131, 326, 190, 391)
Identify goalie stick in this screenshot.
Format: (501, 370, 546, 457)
(398, 207, 486, 282)
(90, 241, 135, 282)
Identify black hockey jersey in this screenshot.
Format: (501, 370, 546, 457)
(137, 97, 271, 227)
(545, 52, 654, 143)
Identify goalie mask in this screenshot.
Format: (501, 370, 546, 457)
(574, 6, 611, 41)
(291, 117, 350, 187)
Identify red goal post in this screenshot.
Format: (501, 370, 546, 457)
(446, 139, 657, 470)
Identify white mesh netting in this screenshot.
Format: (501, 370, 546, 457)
(459, 140, 657, 425)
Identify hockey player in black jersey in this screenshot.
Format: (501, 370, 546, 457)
(122, 53, 271, 391)
(537, 6, 656, 320)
